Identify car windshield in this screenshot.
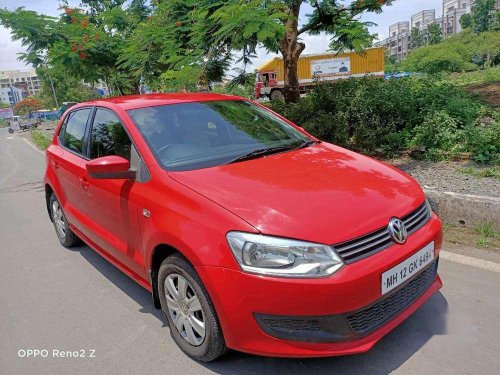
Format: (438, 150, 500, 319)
(128, 100, 310, 171)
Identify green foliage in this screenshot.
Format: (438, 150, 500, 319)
(268, 77, 498, 164)
(476, 223, 499, 238)
(402, 30, 500, 73)
(409, 28, 425, 50)
(35, 66, 99, 108)
(411, 111, 462, 152)
(458, 166, 500, 179)
(30, 129, 52, 150)
(460, 13, 473, 30)
(121, 0, 393, 100)
(447, 66, 500, 86)
(472, 0, 497, 33)
(427, 23, 443, 45)
(159, 67, 201, 92)
(0, 2, 150, 95)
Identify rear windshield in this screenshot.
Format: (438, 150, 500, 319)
(128, 100, 309, 171)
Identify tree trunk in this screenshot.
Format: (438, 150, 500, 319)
(279, 2, 305, 104)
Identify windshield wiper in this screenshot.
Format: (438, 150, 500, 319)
(295, 139, 320, 150)
(227, 145, 293, 164)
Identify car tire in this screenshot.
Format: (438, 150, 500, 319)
(270, 89, 284, 101)
(158, 254, 227, 362)
(8, 128, 14, 134)
(49, 193, 78, 247)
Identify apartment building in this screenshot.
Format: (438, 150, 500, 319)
(442, 0, 474, 37)
(0, 69, 42, 98)
(0, 86, 24, 106)
(411, 9, 438, 44)
(374, 22, 410, 61)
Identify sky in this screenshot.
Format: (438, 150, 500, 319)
(0, 0, 444, 72)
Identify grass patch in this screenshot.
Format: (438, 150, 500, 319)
(30, 129, 52, 150)
(476, 223, 498, 239)
(458, 166, 500, 179)
(443, 223, 500, 250)
(447, 67, 500, 87)
(0, 118, 9, 128)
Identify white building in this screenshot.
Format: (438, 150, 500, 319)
(0, 69, 42, 97)
(374, 22, 410, 61)
(411, 10, 438, 44)
(442, 0, 474, 37)
(0, 86, 24, 106)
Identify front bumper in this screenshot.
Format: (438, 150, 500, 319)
(196, 215, 443, 357)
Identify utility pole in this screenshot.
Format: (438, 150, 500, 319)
(47, 71, 59, 108)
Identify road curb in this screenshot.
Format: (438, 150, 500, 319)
(424, 189, 500, 231)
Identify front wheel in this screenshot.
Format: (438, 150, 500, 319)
(158, 254, 227, 362)
(270, 89, 284, 101)
(8, 128, 14, 134)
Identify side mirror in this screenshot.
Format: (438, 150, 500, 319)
(86, 156, 136, 180)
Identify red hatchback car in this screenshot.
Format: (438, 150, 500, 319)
(44, 93, 442, 361)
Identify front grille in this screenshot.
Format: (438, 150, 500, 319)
(333, 202, 431, 263)
(347, 259, 438, 335)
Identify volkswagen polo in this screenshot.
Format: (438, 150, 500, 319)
(44, 93, 442, 361)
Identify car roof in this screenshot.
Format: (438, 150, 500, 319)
(82, 93, 246, 111)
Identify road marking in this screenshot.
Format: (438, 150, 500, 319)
(6, 136, 13, 140)
(441, 251, 500, 273)
(22, 137, 45, 155)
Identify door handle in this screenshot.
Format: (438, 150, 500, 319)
(79, 176, 90, 189)
(52, 160, 59, 170)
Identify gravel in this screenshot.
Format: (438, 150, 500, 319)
(389, 158, 499, 198)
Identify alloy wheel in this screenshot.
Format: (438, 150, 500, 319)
(52, 200, 66, 241)
(164, 273, 206, 346)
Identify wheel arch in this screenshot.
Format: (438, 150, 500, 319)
(149, 243, 182, 309)
(45, 183, 55, 222)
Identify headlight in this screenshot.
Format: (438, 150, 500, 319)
(226, 232, 344, 278)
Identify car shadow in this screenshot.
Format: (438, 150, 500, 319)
(68, 243, 168, 326)
(70, 243, 448, 375)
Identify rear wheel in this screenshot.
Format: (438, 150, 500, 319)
(8, 128, 14, 134)
(50, 194, 78, 247)
(158, 254, 227, 362)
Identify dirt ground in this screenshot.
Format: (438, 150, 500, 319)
(389, 157, 499, 198)
(466, 82, 500, 107)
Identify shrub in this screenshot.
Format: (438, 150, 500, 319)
(268, 76, 498, 164)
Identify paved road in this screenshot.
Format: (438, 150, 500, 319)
(1, 128, 499, 375)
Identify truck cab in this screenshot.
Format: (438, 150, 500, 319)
(255, 71, 281, 100)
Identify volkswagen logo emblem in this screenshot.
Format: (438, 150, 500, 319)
(388, 218, 407, 244)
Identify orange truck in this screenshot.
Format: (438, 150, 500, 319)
(254, 47, 385, 100)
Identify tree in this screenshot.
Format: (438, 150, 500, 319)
(35, 66, 100, 108)
(460, 13, 473, 30)
(409, 27, 424, 50)
(211, 0, 394, 103)
(122, 0, 394, 103)
(0, 2, 150, 95)
(471, 0, 496, 33)
(13, 97, 43, 117)
(427, 22, 443, 45)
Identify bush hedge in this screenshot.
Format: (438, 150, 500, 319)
(268, 77, 499, 164)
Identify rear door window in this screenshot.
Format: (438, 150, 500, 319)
(60, 108, 92, 155)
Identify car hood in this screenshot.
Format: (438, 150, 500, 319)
(168, 143, 425, 245)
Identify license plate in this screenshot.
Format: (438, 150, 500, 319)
(381, 242, 434, 295)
